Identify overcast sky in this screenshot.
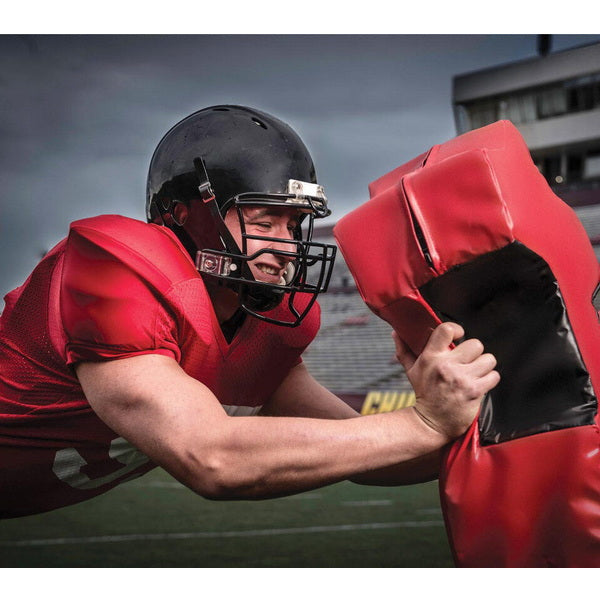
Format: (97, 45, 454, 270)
(2, 33, 600, 299)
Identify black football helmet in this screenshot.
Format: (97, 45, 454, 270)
(146, 105, 337, 327)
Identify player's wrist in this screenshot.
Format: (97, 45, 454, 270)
(408, 403, 452, 446)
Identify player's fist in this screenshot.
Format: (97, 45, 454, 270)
(393, 323, 500, 441)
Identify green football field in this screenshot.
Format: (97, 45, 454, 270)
(0, 468, 454, 568)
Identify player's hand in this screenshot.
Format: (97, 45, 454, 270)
(393, 323, 500, 442)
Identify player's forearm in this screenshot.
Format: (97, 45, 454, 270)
(348, 447, 442, 486)
(176, 407, 447, 500)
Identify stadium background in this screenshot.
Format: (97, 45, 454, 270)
(2, 32, 600, 568)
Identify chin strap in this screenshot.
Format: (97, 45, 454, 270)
(193, 156, 260, 295)
(193, 156, 215, 202)
(193, 156, 243, 257)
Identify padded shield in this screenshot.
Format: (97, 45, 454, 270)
(333, 120, 600, 567)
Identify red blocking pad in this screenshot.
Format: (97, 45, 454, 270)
(334, 120, 600, 567)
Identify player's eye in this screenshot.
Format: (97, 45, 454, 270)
(245, 219, 271, 229)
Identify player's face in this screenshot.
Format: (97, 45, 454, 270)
(224, 206, 301, 285)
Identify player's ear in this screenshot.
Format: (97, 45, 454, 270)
(173, 202, 189, 226)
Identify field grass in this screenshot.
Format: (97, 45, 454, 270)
(0, 468, 454, 568)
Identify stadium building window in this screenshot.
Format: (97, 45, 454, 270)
(566, 74, 600, 113)
(457, 72, 600, 131)
(545, 155, 562, 184)
(535, 153, 563, 186)
(503, 92, 537, 124)
(537, 87, 567, 119)
(467, 99, 498, 129)
(584, 150, 600, 180)
(567, 154, 584, 182)
(534, 148, 600, 187)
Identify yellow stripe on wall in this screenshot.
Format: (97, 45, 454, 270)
(360, 391, 416, 414)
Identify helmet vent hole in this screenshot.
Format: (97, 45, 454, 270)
(251, 117, 268, 129)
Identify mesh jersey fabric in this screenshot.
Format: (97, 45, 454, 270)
(0, 214, 320, 517)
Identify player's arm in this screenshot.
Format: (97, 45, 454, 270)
(77, 353, 441, 499)
(261, 367, 443, 485)
(79, 321, 494, 500)
(261, 323, 496, 485)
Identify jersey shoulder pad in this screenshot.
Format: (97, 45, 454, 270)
(67, 215, 198, 291)
(62, 215, 195, 363)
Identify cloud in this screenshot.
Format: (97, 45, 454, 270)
(1, 34, 599, 298)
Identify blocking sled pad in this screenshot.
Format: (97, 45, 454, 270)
(333, 120, 600, 567)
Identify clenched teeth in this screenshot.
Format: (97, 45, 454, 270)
(257, 264, 279, 276)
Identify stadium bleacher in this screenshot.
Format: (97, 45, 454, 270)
(304, 291, 411, 396)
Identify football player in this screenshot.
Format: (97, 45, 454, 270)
(0, 105, 499, 518)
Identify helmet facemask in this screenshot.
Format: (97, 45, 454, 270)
(196, 179, 337, 327)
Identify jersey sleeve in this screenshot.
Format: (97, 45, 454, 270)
(60, 218, 189, 365)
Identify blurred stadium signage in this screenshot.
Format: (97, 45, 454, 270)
(360, 391, 416, 414)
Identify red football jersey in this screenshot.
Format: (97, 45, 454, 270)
(0, 215, 320, 518)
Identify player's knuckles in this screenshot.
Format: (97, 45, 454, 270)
(424, 323, 451, 352)
(434, 321, 462, 341)
(469, 352, 497, 374)
(455, 338, 484, 359)
(441, 368, 482, 399)
(465, 338, 484, 355)
(460, 379, 481, 400)
(480, 352, 498, 370)
(429, 358, 461, 385)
